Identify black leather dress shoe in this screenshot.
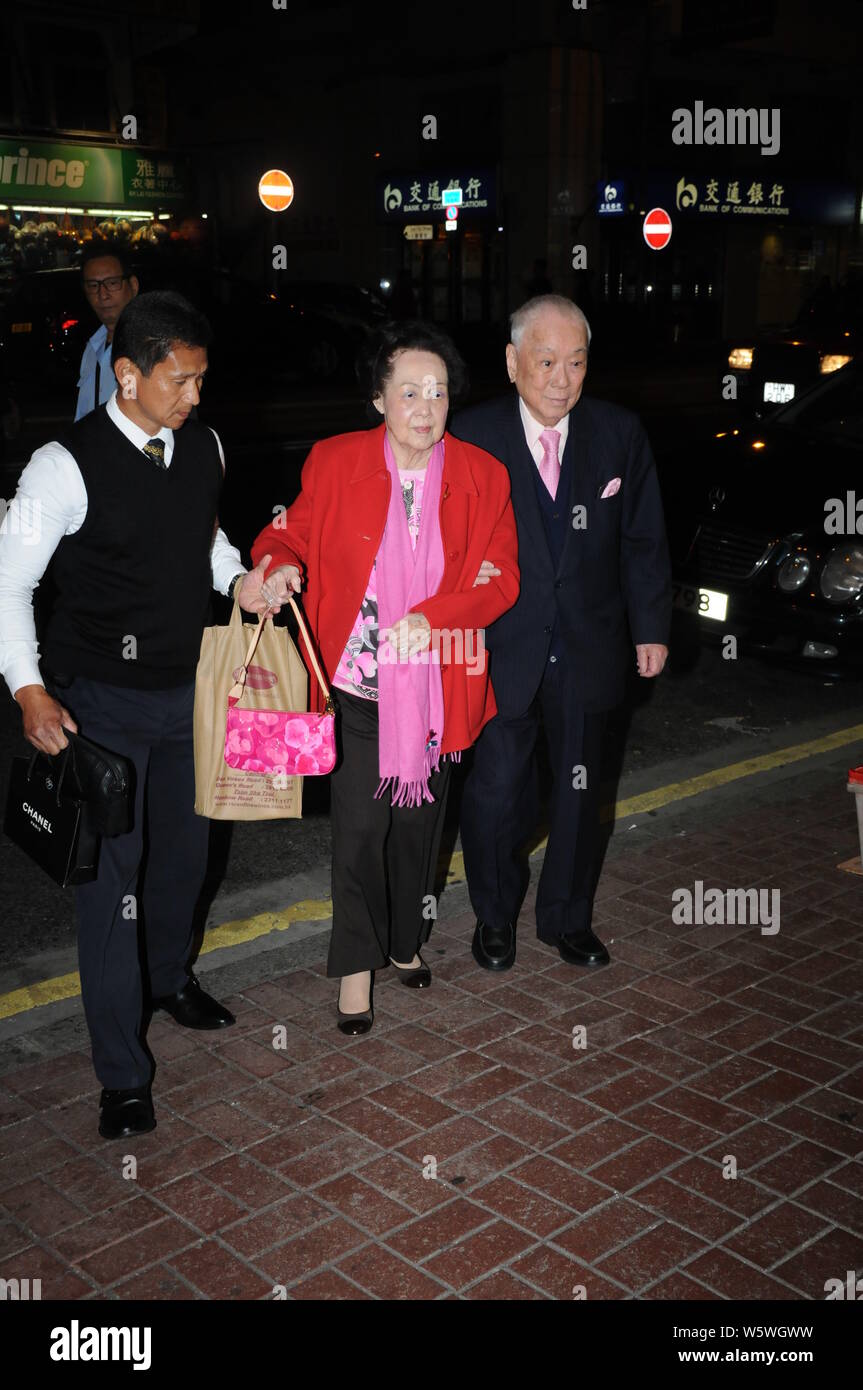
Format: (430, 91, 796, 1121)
(472, 920, 516, 971)
(556, 930, 610, 967)
(98, 1085, 156, 1140)
(151, 973, 236, 1029)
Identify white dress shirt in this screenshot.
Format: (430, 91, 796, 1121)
(518, 395, 570, 468)
(75, 324, 116, 421)
(0, 390, 246, 697)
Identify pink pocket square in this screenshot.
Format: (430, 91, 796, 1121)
(600, 477, 621, 499)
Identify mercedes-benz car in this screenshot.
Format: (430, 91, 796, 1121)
(668, 358, 863, 676)
(724, 279, 861, 418)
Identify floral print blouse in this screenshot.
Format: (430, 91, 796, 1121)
(333, 468, 426, 701)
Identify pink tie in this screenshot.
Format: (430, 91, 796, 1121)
(538, 428, 561, 500)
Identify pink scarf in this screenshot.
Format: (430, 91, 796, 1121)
(374, 431, 446, 807)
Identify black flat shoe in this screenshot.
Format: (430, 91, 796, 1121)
(98, 1085, 156, 1140)
(555, 930, 610, 967)
(471, 920, 516, 971)
(389, 953, 431, 988)
(151, 972, 236, 1029)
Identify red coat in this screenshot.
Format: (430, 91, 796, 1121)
(250, 423, 520, 754)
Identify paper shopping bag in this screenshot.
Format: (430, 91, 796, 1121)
(193, 600, 307, 819)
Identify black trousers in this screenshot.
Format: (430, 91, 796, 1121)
(58, 676, 209, 1090)
(328, 686, 452, 977)
(460, 658, 607, 941)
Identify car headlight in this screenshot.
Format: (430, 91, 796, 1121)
(820, 545, 863, 601)
(728, 347, 753, 369)
(777, 553, 811, 592)
(819, 353, 852, 374)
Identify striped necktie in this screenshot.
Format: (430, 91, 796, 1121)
(142, 438, 167, 469)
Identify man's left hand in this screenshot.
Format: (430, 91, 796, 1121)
(636, 643, 668, 678)
(473, 558, 501, 586)
(238, 553, 282, 616)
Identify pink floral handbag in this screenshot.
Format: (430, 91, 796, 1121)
(224, 597, 337, 777)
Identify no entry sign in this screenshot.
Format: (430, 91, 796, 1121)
(258, 169, 294, 212)
(643, 207, 672, 250)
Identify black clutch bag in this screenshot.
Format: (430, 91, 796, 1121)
(57, 730, 134, 837)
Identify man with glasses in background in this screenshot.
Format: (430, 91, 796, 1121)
(75, 242, 139, 420)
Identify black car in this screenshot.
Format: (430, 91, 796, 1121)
(724, 280, 861, 419)
(0, 265, 387, 393)
(205, 277, 387, 384)
(668, 358, 863, 675)
(0, 267, 90, 385)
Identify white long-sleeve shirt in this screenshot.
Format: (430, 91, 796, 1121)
(0, 390, 246, 698)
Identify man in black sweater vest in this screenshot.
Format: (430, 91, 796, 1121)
(1, 292, 277, 1139)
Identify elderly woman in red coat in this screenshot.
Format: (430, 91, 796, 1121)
(251, 321, 519, 1034)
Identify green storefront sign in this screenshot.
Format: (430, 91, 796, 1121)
(0, 137, 189, 207)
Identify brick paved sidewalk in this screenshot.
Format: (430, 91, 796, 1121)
(1, 759, 862, 1300)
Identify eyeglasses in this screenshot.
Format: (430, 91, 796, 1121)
(82, 275, 128, 294)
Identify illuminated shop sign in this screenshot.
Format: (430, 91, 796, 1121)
(0, 138, 190, 207)
(379, 171, 496, 219)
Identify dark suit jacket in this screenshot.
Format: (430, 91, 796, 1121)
(450, 392, 671, 715)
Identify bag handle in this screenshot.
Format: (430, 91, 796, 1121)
(26, 740, 75, 806)
(227, 595, 333, 712)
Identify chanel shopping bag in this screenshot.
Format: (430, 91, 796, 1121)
(3, 747, 100, 887)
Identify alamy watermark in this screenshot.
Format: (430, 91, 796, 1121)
(672, 881, 780, 935)
(0, 496, 41, 545)
(672, 102, 780, 157)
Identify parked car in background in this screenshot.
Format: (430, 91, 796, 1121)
(724, 278, 861, 418)
(0, 263, 389, 399)
(666, 358, 863, 676)
(205, 277, 388, 384)
(0, 267, 89, 386)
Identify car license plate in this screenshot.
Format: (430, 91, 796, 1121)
(763, 380, 795, 403)
(11, 322, 32, 333)
(672, 584, 729, 621)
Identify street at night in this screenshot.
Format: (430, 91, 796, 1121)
(0, 0, 861, 1344)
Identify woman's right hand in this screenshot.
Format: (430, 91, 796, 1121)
(260, 562, 303, 612)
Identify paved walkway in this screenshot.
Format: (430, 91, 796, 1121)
(1, 756, 862, 1300)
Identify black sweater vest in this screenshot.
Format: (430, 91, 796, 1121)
(530, 434, 572, 573)
(42, 405, 223, 688)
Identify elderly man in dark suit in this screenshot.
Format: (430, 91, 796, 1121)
(451, 294, 671, 971)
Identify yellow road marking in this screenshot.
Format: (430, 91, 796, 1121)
(3, 721, 861, 1021)
(603, 721, 863, 820)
